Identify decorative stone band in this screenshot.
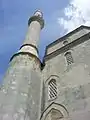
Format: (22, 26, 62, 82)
(28, 16, 44, 29)
(10, 52, 41, 69)
(20, 44, 39, 54)
(18, 45, 38, 57)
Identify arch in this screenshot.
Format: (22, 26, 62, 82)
(45, 75, 59, 84)
(40, 102, 69, 120)
(63, 40, 68, 45)
(64, 51, 71, 56)
(45, 108, 63, 120)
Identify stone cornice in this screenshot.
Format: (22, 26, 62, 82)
(46, 25, 90, 49)
(44, 32, 90, 61)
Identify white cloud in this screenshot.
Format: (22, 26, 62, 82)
(58, 0, 90, 33)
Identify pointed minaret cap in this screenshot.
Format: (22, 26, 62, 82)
(34, 10, 43, 18)
(28, 9, 44, 29)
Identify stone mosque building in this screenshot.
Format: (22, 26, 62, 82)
(0, 10, 90, 120)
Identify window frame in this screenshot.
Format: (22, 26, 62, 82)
(48, 79, 57, 101)
(64, 51, 74, 65)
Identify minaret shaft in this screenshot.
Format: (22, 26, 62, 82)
(18, 11, 44, 58)
(19, 21, 41, 57)
(24, 21, 41, 47)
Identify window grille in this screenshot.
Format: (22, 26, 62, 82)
(48, 79, 57, 100)
(65, 52, 74, 65)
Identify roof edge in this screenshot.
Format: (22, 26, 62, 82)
(44, 32, 90, 61)
(46, 25, 90, 49)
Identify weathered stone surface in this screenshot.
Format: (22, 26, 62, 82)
(0, 54, 41, 120)
(0, 10, 44, 120)
(42, 27, 90, 120)
(1, 11, 90, 120)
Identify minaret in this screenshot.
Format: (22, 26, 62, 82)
(0, 10, 44, 120)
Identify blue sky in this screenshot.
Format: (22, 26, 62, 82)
(0, 0, 69, 81)
(1, 0, 89, 81)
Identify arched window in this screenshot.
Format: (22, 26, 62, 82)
(48, 79, 57, 100)
(65, 52, 74, 65)
(45, 108, 63, 120)
(40, 102, 69, 120)
(63, 40, 68, 45)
